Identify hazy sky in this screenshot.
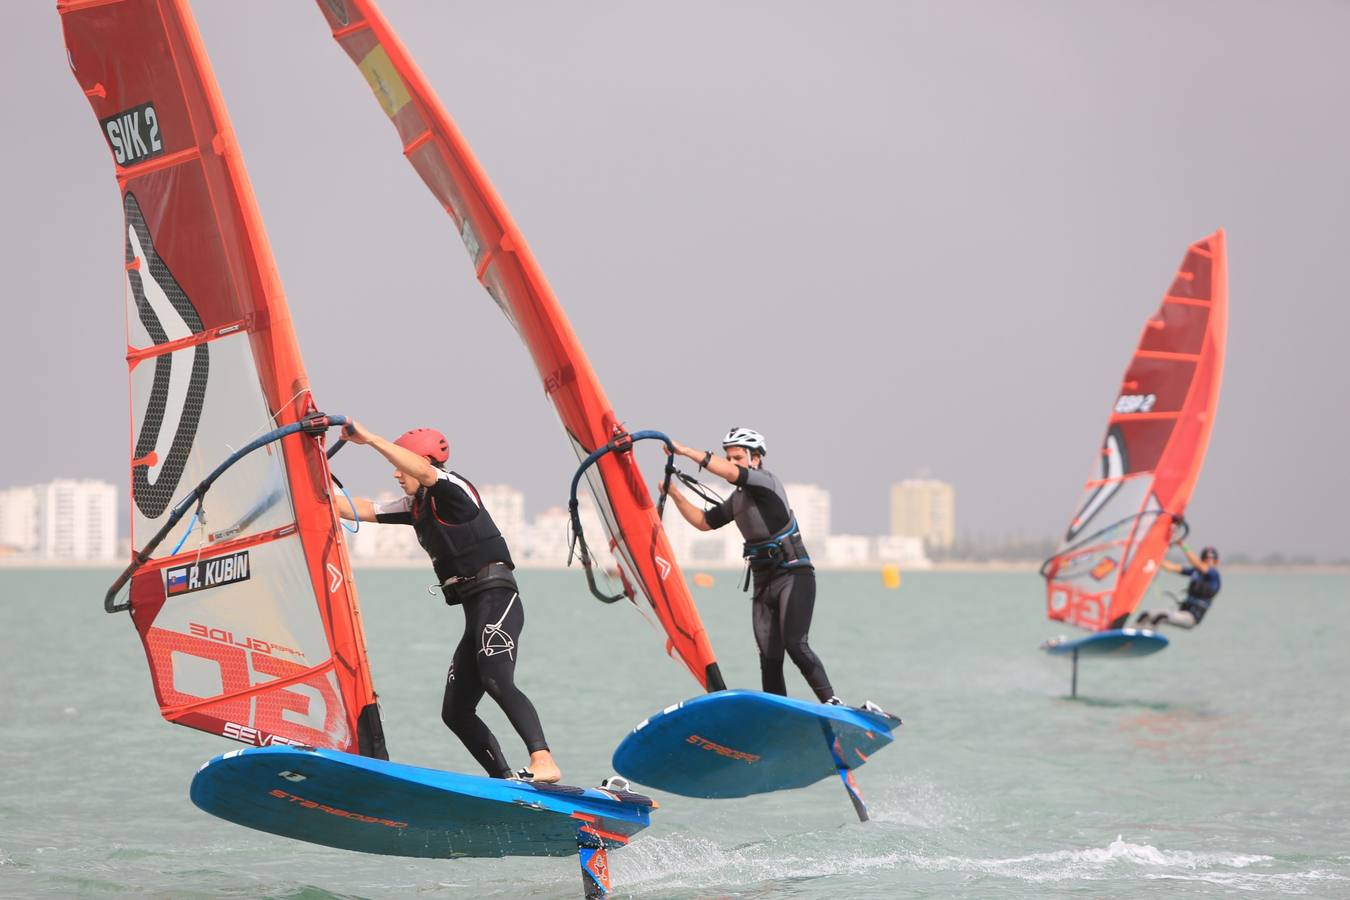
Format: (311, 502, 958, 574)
(6, 2, 1348, 559)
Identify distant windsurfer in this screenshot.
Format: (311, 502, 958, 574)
(335, 422, 561, 783)
(662, 428, 843, 705)
(1135, 545, 1221, 629)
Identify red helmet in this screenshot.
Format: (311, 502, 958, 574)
(394, 428, 449, 464)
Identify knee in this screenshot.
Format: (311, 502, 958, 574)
(441, 705, 468, 734)
(759, 654, 784, 670)
(441, 692, 475, 734)
(785, 641, 815, 665)
(479, 672, 515, 703)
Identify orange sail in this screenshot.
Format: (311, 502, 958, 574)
(313, 1, 724, 691)
(61, 0, 384, 754)
(1044, 231, 1228, 631)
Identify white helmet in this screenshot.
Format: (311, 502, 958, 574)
(722, 427, 767, 456)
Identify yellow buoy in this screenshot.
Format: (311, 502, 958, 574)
(881, 564, 901, 590)
(693, 572, 715, 588)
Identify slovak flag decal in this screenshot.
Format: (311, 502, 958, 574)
(165, 567, 189, 595)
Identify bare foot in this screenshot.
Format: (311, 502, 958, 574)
(527, 749, 561, 784)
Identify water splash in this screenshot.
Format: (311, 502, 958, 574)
(613, 832, 1281, 893)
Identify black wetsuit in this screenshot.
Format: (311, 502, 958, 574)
(705, 465, 835, 701)
(377, 470, 547, 777)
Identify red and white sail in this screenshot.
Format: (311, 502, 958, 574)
(313, 0, 724, 691)
(1045, 231, 1228, 631)
(61, 0, 383, 754)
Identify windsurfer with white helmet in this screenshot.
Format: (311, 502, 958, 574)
(1135, 543, 1222, 629)
(663, 428, 843, 705)
(335, 421, 561, 784)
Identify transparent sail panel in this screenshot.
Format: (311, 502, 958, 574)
(129, 332, 294, 554)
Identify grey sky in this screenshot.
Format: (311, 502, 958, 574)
(6, 2, 1348, 559)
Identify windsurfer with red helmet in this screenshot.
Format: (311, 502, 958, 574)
(662, 428, 844, 706)
(1136, 544, 1222, 629)
(335, 421, 561, 784)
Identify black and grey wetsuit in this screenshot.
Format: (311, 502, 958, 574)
(705, 465, 835, 702)
(377, 470, 548, 777)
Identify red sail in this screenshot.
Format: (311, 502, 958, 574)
(313, 0, 722, 690)
(1045, 231, 1228, 631)
(61, 0, 382, 753)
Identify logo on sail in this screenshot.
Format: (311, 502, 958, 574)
(125, 193, 209, 520)
(165, 551, 251, 596)
(100, 102, 164, 166)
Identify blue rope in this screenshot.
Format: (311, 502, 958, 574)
(338, 483, 359, 534)
(170, 511, 199, 556)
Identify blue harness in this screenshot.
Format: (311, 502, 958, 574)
(741, 517, 811, 591)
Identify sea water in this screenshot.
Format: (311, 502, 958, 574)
(2, 568, 1346, 898)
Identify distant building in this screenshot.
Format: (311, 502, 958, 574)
(874, 535, 931, 569)
(823, 534, 871, 567)
(0, 479, 119, 560)
(889, 479, 955, 549)
(0, 486, 38, 553)
(476, 484, 526, 550)
(786, 483, 831, 544)
(516, 503, 588, 567)
(346, 491, 420, 562)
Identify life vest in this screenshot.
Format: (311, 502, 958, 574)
(1181, 567, 1220, 621)
(410, 472, 513, 598)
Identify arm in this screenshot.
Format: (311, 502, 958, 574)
(1160, 558, 1183, 574)
(662, 481, 711, 531)
(669, 438, 740, 486)
(344, 419, 439, 487)
(1181, 544, 1212, 574)
(335, 494, 380, 523)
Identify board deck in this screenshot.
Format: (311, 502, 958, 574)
(612, 690, 900, 799)
(1041, 628, 1170, 658)
(190, 745, 653, 859)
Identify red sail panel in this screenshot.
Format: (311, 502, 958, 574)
(1046, 231, 1227, 631)
(60, 0, 381, 753)
(313, 0, 722, 690)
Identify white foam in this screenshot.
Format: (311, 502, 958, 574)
(613, 832, 904, 889)
(912, 836, 1271, 883)
(612, 833, 1280, 891)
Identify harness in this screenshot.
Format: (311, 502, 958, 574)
(433, 561, 517, 606)
(740, 516, 811, 591)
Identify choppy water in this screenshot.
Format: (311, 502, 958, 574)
(2, 568, 1347, 898)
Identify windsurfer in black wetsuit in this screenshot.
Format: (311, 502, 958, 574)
(662, 428, 843, 705)
(1135, 545, 1221, 630)
(335, 421, 561, 784)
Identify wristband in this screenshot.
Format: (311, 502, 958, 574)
(699, 450, 713, 470)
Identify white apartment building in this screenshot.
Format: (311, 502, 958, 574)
(0, 486, 38, 553)
(345, 491, 420, 562)
(785, 483, 830, 546)
(874, 535, 932, 569)
(0, 479, 119, 560)
(476, 484, 526, 550)
(824, 534, 872, 567)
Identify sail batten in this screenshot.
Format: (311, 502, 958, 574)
(1044, 231, 1227, 632)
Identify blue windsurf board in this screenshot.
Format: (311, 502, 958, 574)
(1040, 628, 1169, 658)
(612, 690, 900, 803)
(190, 746, 653, 859)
